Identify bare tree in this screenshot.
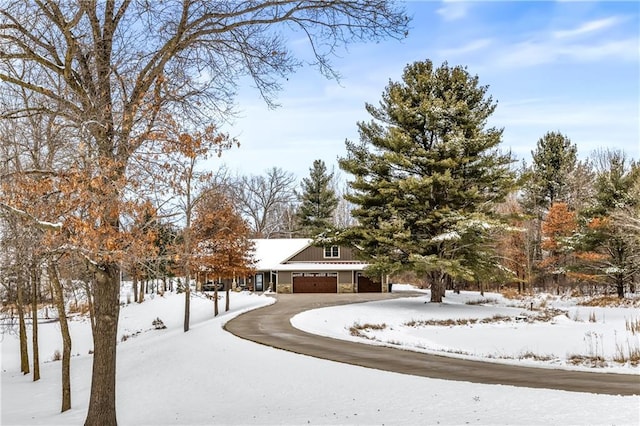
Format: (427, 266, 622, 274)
(48, 260, 72, 412)
(0, 2, 408, 424)
(152, 119, 234, 331)
(0, 215, 31, 375)
(233, 167, 297, 237)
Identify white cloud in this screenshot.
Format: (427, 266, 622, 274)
(492, 98, 640, 160)
(553, 17, 621, 39)
(493, 37, 638, 68)
(436, 0, 470, 22)
(437, 38, 492, 57)
(488, 14, 638, 68)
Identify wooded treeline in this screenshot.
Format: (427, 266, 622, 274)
(0, 1, 637, 425)
(0, 1, 409, 424)
(337, 60, 639, 302)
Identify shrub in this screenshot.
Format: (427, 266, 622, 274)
(465, 298, 497, 305)
(500, 287, 522, 300)
(68, 301, 90, 315)
(625, 317, 640, 335)
(52, 349, 61, 361)
(349, 322, 386, 339)
(152, 317, 167, 330)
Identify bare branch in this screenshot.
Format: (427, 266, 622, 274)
(0, 201, 62, 231)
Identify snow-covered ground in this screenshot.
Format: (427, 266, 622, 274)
(1, 287, 639, 425)
(293, 285, 640, 374)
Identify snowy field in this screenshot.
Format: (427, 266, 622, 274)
(293, 285, 640, 374)
(1, 287, 639, 425)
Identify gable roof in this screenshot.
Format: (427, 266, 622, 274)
(251, 238, 311, 270)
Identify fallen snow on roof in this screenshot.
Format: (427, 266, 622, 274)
(252, 238, 311, 270)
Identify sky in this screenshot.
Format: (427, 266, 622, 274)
(208, 0, 639, 181)
(2, 288, 639, 425)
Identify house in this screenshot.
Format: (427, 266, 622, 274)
(251, 238, 385, 293)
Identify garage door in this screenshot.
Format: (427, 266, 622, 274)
(357, 273, 381, 293)
(293, 275, 337, 293)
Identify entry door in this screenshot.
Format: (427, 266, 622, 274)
(255, 273, 263, 291)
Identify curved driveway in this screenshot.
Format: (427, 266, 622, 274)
(225, 293, 639, 396)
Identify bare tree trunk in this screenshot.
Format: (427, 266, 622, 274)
(616, 276, 625, 298)
(49, 261, 72, 412)
(429, 271, 446, 303)
(138, 277, 145, 303)
(84, 281, 96, 336)
(183, 276, 191, 332)
(16, 279, 29, 375)
(214, 285, 219, 317)
(132, 271, 138, 303)
(30, 267, 40, 381)
(85, 264, 120, 426)
(225, 287, 230, 312)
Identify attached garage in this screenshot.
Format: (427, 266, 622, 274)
(293, 273, 337, 293)
(357, 273, 382, 293)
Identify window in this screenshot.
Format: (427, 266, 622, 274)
(324, 246, 340, 258)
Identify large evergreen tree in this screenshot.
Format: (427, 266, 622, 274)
(339, 60, 515, 302)
(296, 160, 339, 237)
(528, 131, 578, 209)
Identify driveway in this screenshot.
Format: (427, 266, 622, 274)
(224, 293, 640, 396)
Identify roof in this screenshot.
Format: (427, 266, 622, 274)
(251, 238, 312, 270)
(275, 262, 367, 272)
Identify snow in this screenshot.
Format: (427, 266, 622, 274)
(292, 286, 640, 374)
(2, 287, 639, 425)
(432, 231, 461, 242)
(251, 238, 311, 269)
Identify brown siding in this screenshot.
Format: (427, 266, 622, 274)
(288, 245, 358, 262)
(279, 272, 292, 285)
(338, 271, 352, 285)
(338, 271, 355, 293)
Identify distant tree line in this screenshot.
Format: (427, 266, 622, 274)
(0, 3, 636, 422)
(336, 59, 639, 302)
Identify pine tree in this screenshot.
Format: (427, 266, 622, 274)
(296, 160, 339, 237)
(520, 131, 578, 280)
(529, 131, 578, 209)
(579, 150, 640, 298)
(339, 60, 515, 302)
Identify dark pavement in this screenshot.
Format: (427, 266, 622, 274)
(224, 293, 640, 396)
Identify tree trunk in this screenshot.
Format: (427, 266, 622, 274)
(616, 276, 625, 299)
(84, 281, 96, 337)
(132, 272, 138, 303)
(429, 271, 446, 303)
(138, 277, 145, 303)
(49, 261, 72, 412)
(225, 287, 230, 312)
(214, 285, 219, 317)
(16, 279, 29, 374)
(183, 281, 190, 332)
(84, 264, 120, 426)
(30, 267, 40, 381)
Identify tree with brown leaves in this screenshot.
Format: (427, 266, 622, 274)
(0, 2, 408, 423)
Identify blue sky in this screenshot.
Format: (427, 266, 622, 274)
(213, 1, 639, 180)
